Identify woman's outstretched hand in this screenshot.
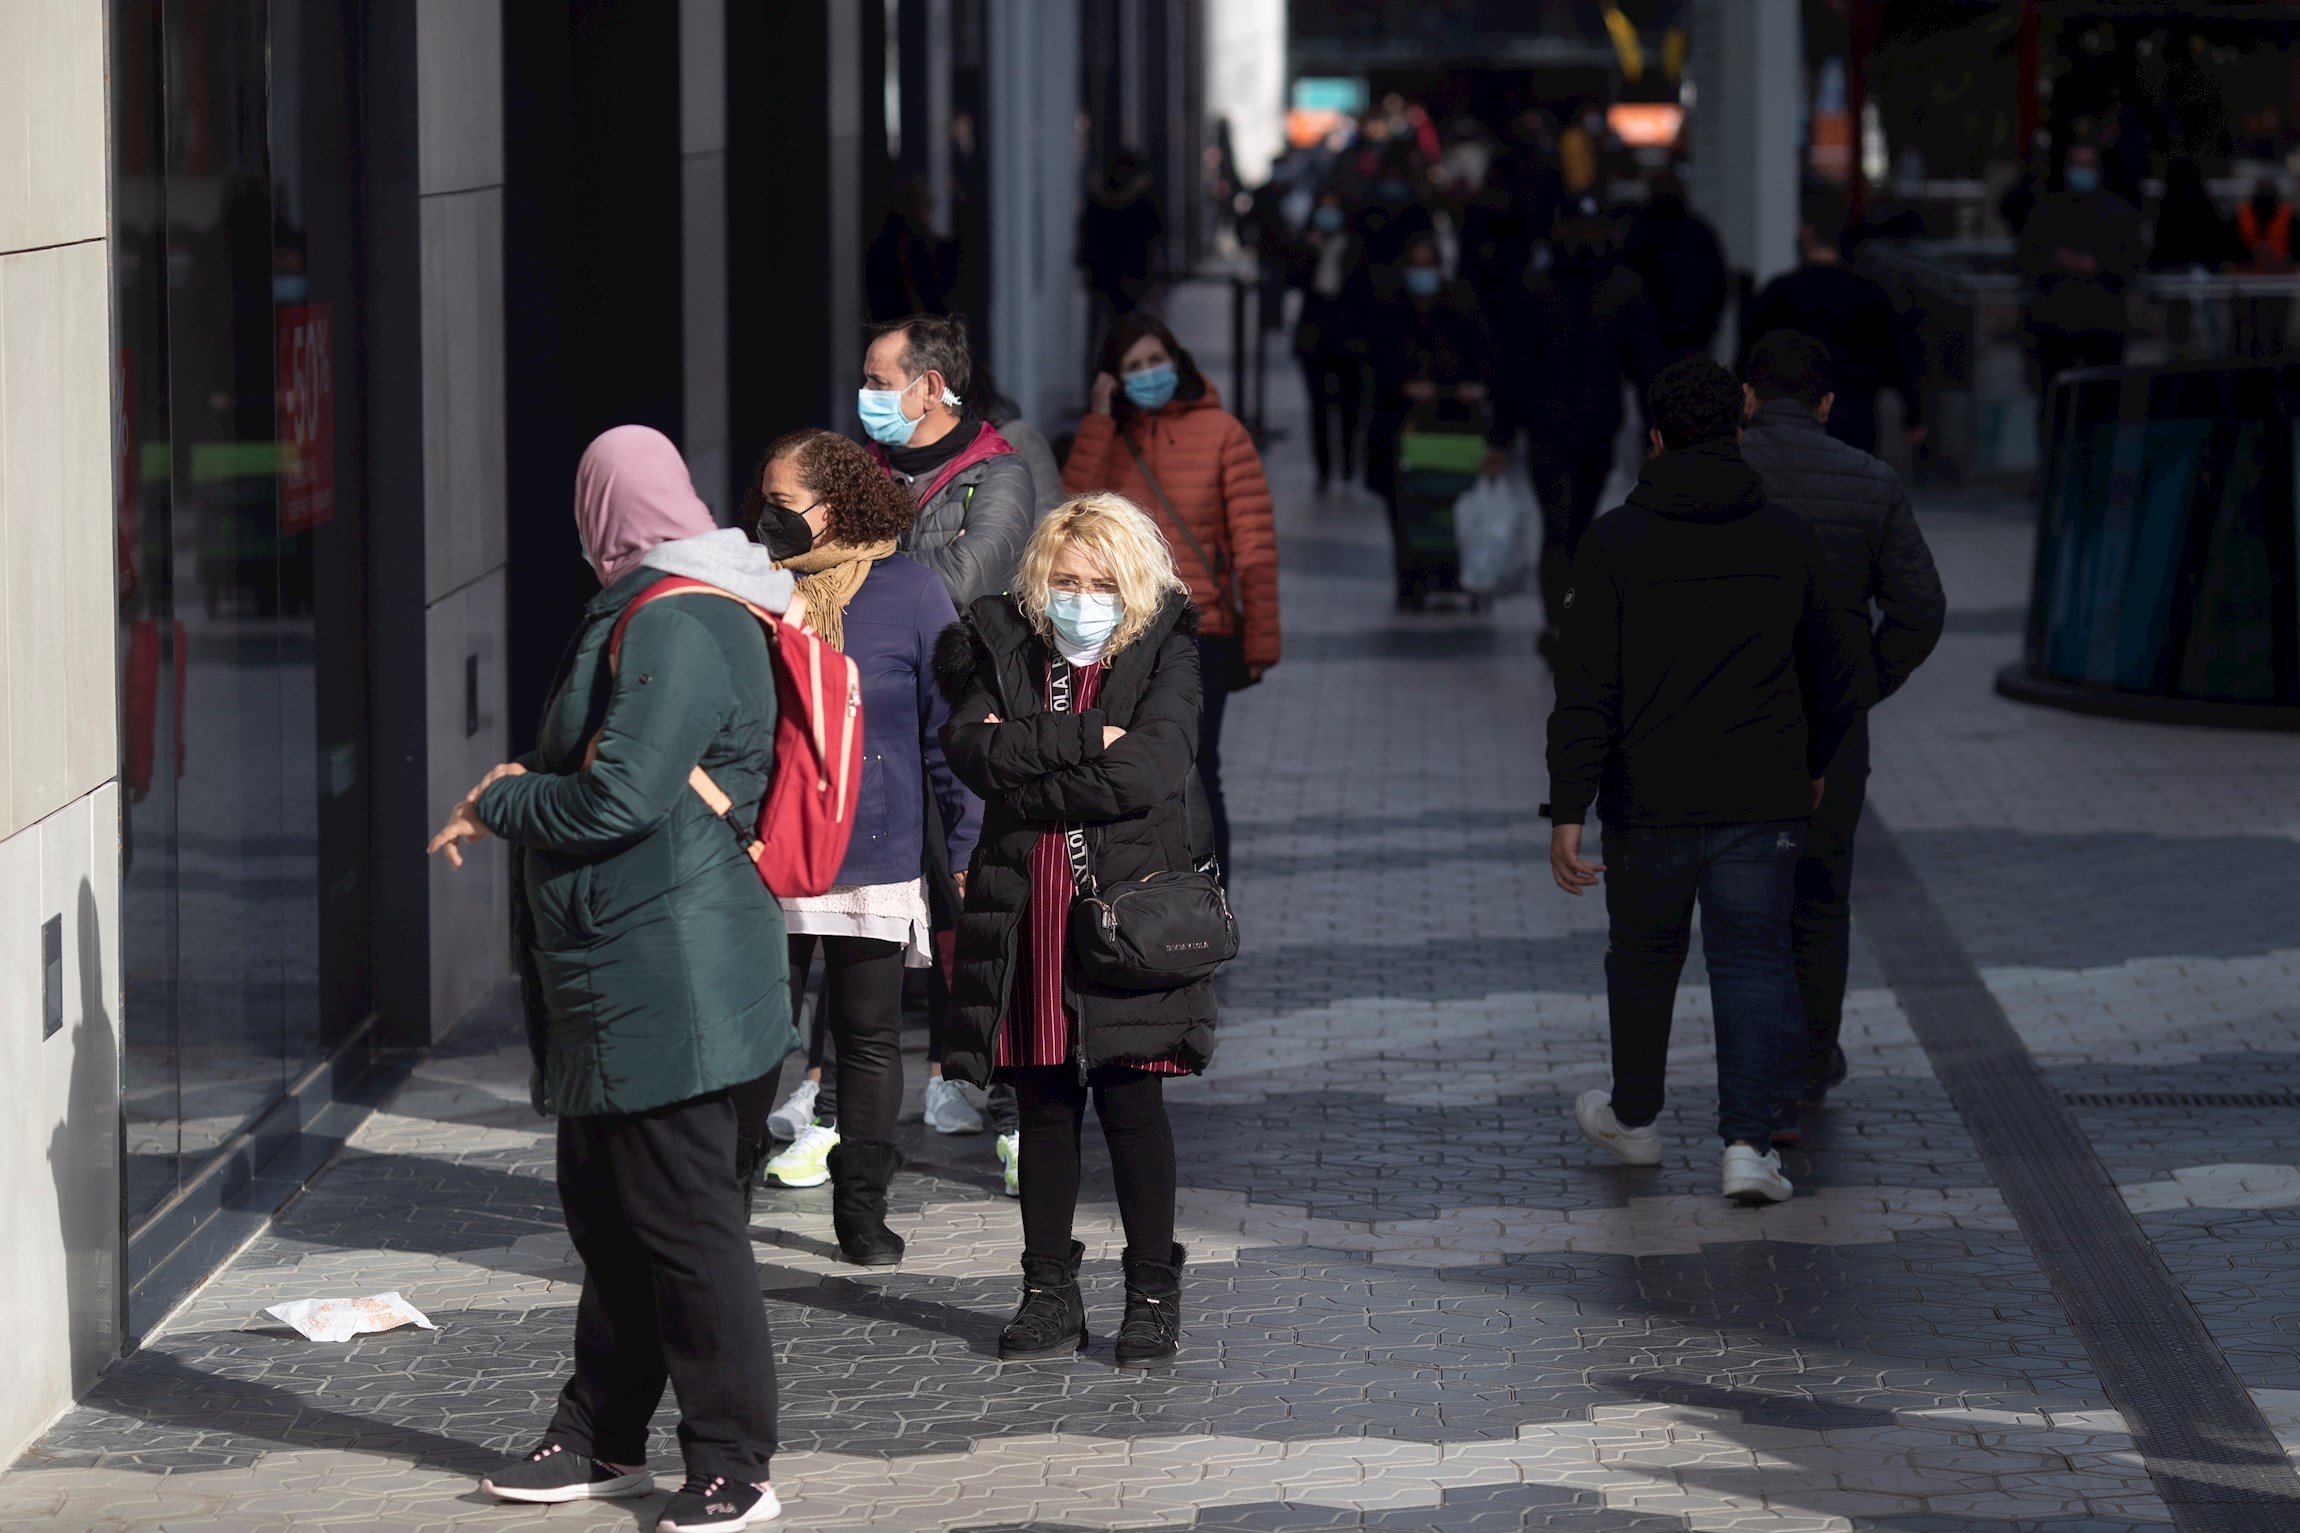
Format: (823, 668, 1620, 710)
(428, 801, 491, 868)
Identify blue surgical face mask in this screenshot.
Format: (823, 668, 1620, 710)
(1404, 266, 1442, 298)
(2066, 166, 2100, 194)
(1313, 204, 1344, 233)
(1046, 591, 1122, 653)
(1123, 366, 1179, 410)
(857, 375, 926, 445)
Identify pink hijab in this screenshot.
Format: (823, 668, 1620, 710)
(575, 425, 716, 584)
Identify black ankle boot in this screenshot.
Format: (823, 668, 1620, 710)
(1115, 1242, 1184, 1366)
(998, 1241, 1086, 1361)
(826, 1140, 905, 1266)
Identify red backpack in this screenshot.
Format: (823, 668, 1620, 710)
(608, 577, 863, 898)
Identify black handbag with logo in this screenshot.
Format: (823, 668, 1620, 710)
(1048, 659, 1238, 990)
(1068, 853, 1238, 990)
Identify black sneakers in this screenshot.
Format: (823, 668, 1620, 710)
(657, 1474, 780, 1530)
(479, 1442, 652, 1503)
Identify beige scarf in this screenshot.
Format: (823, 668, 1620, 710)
(777, 538, 898, 651)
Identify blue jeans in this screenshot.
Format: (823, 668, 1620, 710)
(1600, 820, 1805, 1144)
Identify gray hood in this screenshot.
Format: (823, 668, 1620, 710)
(639, 527, 795, 612)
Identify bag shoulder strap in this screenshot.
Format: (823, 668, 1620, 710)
(1120, 435, 1242, 626)
(602, 578, 776, 830)
(1046, 657, 1098, 897)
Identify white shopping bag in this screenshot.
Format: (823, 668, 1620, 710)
(1455, 472, 1533, 596)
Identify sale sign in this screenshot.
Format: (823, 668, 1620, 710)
(276, 302, 335, 533)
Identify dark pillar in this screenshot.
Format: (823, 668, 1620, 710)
(362, 0, 431, 1046)
(501, 0, 686, 754)
(2016, 0, 2042, 155)
(728, 0, 862, 479)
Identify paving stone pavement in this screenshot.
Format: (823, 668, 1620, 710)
(9, 306, 2299, 1529)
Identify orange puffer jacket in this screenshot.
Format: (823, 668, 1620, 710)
(1061, 390, 1281, 673)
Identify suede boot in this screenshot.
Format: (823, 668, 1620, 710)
(1115, 1243, 1184, 1366)
(826, 1139, 905, 1266)
(998, 1241, 1086, 1361)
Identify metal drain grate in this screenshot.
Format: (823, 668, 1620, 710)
(2062, 1090, 2300, 1109)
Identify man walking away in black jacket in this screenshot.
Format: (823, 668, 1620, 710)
(1547, 357, 1863, 1206)
(1738, 332, 1944, 1113)
(1494, 197, 1661, 658)
(1742, 203, 1924, 457)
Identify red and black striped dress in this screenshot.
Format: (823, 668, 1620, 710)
(994, 659, 1189, 1075)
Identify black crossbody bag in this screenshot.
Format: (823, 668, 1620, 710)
(1049, 658, 1238, 991)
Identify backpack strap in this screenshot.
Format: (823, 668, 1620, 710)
(604, 577, 773, 850)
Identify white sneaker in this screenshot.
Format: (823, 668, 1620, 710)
(1722, 1143, 1794, 1205)
(923, 1077, 986, 1135)
(764, 1124, 839, 1188)
(765, 1080, 819, 1143)
(995, 1131, 1020, 1198)
(1575, 1088, 1662, 1166)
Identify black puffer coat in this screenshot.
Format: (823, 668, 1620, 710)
(1738, 398, 1945, 706)
(933, 591, 1215, 1086)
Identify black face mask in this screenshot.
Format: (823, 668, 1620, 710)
(758, 504, 816, 561)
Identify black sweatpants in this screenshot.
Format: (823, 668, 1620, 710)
(732, 934, 904, 1150)
(1010, 1064, 1177, 1260)
(547, 1091, 777, 1481)
(1299, 351, 1363, 484)
(1793, 714, 1871, 1090)
(1529, 440, 1618, 632)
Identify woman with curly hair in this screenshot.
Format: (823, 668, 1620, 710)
(729, 429, 980, 1266)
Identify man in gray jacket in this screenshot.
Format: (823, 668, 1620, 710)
(859, 313, 1036, 607)
(1739, 330, 1945, 1114)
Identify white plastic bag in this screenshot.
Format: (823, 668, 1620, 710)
(264, 1291, 436, 1343)
(1455, 472, 1532, 596)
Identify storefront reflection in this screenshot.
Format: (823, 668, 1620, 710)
(112, 0, 366, 1225)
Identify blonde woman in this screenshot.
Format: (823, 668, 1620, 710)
(933, 494, 1214, 1367)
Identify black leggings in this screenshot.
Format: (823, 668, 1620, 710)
(1010, 1064, 1176, 1259)
(731, 934, 904, 1161)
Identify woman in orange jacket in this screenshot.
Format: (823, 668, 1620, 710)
(1063, 313, 1279, 876)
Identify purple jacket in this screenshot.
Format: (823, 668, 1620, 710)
(835, 553, 981, 884)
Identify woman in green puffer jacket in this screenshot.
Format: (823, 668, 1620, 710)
(426, 425, 799, 1530)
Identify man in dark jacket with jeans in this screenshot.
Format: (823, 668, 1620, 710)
(1547, 357, 1862, 1205)
(1738, 330, 1944, 1108)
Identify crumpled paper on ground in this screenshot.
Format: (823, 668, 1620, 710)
(263, 1292, 436, 1342)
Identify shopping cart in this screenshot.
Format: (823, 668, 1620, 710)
(1391, 410, 1492, 611)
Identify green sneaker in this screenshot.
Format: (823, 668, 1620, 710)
(766, 1123, 839, 1188)
(996, 1130, 1020, 1199)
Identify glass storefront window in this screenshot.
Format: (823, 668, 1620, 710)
(111, 0, 373, 1226)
